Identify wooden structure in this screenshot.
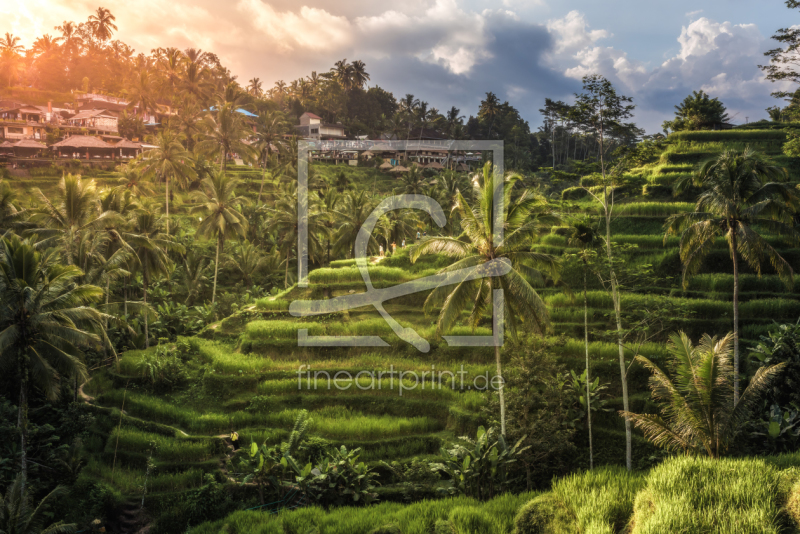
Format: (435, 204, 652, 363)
(12, 139, 47, 158)
(51, 135, 116, 159)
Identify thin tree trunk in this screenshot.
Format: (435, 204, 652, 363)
(212, 235, 220, 304)
(495, 342, 506, 436)
(18, 365, 28, 495)
(584, 267, 593, 469)
(144, 280, 149, 349)
(104, 277, 110, 361)
(165, 176, 169, 235)
(600, 122, 632, 471)
(731, 234, 740, 404)
(284, 250, 290, 288)
(258, 166, 266, 203)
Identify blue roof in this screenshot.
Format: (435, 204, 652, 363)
(207, 106, 257, 118)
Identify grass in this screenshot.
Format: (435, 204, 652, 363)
(668, 129, 788, 142)
(188, 491, 539, 534)
(107, 427, 219, 462)
(612, 202, 694, 217)
(82, 458, 207, 495)
(629, 456, 792, 534)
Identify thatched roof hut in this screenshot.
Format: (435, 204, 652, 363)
(379, 161, 394, 170)
(51, 135, 115, 159)
(12, 139, 47, 158)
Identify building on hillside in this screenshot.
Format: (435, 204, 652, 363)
(295, 112, 346, 140)
(66, 109, 119, 134)
(0, 105, 48, 140)
(113, 139, 143, 159)
(11, 139, 48, 158)
(51, 135, 116, 159)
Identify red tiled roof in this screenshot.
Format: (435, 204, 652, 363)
(302, 112, 322, 119)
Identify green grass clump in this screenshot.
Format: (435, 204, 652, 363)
(82, 459, 206, 494)
(612, 202, 693, 217)
(514, 466, 643, 534)
(630, 456, 790, 534)
(187, 491, 538, 534)
(107, 428, 218, 462)
(668, 129, 787, 142)
(254, 298, 290, 311)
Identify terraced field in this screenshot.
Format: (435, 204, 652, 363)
(69, 127, 800, 531)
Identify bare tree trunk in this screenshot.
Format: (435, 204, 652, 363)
(165, 176, 169, 234)
(212, 235, 220, 304)
(18, 365, 28, 495)
(144, 280, 149, 349)
(104, 277, 110, 361)
(495, 341, 506, 436)
(731, 233, 740, 404)
(284, 250, 290, 288)
(584, 268, 593, 469)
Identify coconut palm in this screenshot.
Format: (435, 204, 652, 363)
(623, 331, 784, 458)
(399, 163, 426, 195)
(191, 172, 249, 303)
(351, 60, 370, 89)
(410, 162, 559, 435)
(182, 251, 210, 306)
(665, 147, 800, 403)
(225, 240, 265, 286)
(0, 179, 28, 234)
(0, 235, 106, 493)
(138, 129, 196, 234)
(180, 62, 214, 103)
(0, 473, 76, 533)
(125, 70, 159, 119)
(252, 110, 290, 202)
(128, 206, 184, 348)
(332, 190, 378, 260)
(115, 164, 154, 198)
(568, 219, 601, 468)
(0, 33, 24, 53)
(28, 174, 122, 265)
(247, 77, 263, 97)
(88, 7, 118, 41)
(54, 22, 83, 57)
(263, 184, 327, 287)
(196, 102, 257, 172)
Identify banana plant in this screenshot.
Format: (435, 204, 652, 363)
(292, 446, 378, 507)
(429, 426, 529, 501)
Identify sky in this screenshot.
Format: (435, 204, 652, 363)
(2, 0, 796, 133)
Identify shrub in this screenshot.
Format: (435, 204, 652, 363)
(561, 187, 589, 200)
(668, 129, 787, 142)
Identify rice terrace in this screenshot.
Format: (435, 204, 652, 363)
(6, 1, 800, 533)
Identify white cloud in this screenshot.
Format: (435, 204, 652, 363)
(546, 10, 609, 55)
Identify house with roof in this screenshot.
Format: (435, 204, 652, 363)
(0, 105, 48, 141)
(295, 112, 346, 140)
(51, 135, 117, 159)
(66, 109, 119, 134)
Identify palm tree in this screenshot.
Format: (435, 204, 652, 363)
(623, 331, 784, 458)
(252, 110, 289, 202)
(158, 47, 186, 94)
(225, 240, 265, 286)
(0, 33, 24, 87)
(129, 205, 184, 348)
(170, 97, 204, 150)
(410, 163, 559, 435)
(247, 77, 263, 97)
(0, 474, 76, 533)
(138, 130, 196, 234)
(196, 103, 257, 172)
(568, 219, 601, 468)
(31, 35, 60, 57)
(263, 184, 327, 287)
(54, 22, 83, 58)
(479, 92, 501, 137)
(88, 7, 118, 41)
(115, 164, 154, 198)
(332, 190, 378, 260)
(665, 147, 800, 403)
(0, 33, 24, 53)
(28, 174, 121, 265)
(0, 179, 28, 234)
(399, 163, 426, 195)
(351, 60, 370, 89)
(191, 172, 249, 303)
(125, 70, 159, 119)
(180, 62, 213, 103)
(0, 235, 105, 493)
(182, 251, 210, 305)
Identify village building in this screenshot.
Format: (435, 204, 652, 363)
(66, 109, 119, 134)
(51, 135, 116, 159)
(0, 105, 48, 141)
(295, 112, 346, 140)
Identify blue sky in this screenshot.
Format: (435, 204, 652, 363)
(5, 0, 796, 133)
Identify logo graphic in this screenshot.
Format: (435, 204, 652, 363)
(289, 140, 506, 352)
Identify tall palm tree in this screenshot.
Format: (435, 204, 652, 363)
(157, 47, 186, 94)
(28, 174, 121, 265)
(332, 190, 378, 260)
(54, 22, 83, 58)
(0, 33, 24, 53)
(191, 173, 249, 303)
(0, 179, 28, 234)
(263, 184, 327, 287)
(0, 474, 76, 533)
(31, 35, 60, 57)
(169, 97, 205, 150)
(0, 33, 24, 87)
(252, 110, 289, 202)
(138, 129, 196, 234)
(0, 235, 105, 493)
(225, 240, 265, 286)
(87, 7, 118, 41)
(399, 164, 426, 195)
(128, 206, 184, 348)
(196, 103, 257, 172)
(410, 163, 559, 435)
(247, 77, 263, 97)
(180, 62, 213, 104)
(115, 164, 154, 198)
(623, 331, 784, 458)
(568, 219, 601, 468)
(665, 147, 800, 403)
(125, 70, 159, 119)
(351, 60, 370, 89)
